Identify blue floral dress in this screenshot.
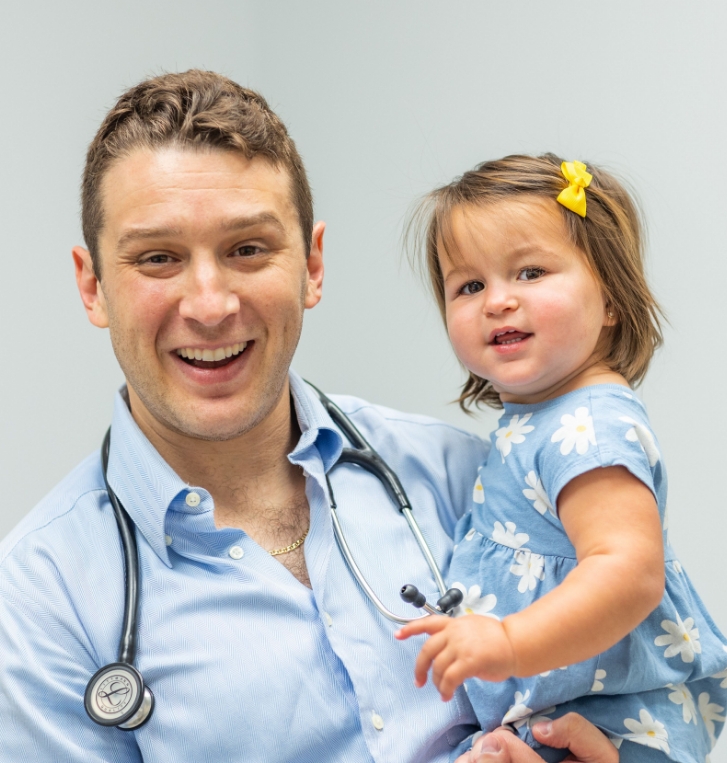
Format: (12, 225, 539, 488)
(449, 385, 727, 763)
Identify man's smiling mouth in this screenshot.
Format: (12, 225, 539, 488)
(175, 341, 249, 369)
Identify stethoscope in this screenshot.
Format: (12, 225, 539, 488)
(84, 384, 462, 730)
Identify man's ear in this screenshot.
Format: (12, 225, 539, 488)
(304, 221, 325, 309)
(73, 246, 109, 328)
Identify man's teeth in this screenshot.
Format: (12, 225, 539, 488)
(176, 342, 248, 361)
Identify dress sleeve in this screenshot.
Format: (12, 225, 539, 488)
(536, 390, 664, 517)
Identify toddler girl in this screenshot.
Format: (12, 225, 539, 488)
(396, 155, 727, 762)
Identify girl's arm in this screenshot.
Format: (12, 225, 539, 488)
(396, 465, 665, 700)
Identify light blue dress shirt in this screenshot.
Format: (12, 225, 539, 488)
(0, 372, 489, 762)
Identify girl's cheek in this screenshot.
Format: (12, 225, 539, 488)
(446, 308, 484, 369)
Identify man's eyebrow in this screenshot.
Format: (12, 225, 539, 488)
(219, 212, 286, 234)
(116, 226, 184, 249)
(116, 213, 286, 249)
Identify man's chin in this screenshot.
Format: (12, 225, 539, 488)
(157, 403, 273, 442)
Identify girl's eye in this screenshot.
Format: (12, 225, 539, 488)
(460, 281, 485, 295)
(517, 267, 545, 282)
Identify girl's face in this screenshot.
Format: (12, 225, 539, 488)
(440, 198, 615, 404)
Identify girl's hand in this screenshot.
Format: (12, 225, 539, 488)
(395, 614, 516, 700)
(453, 715, 619, 762)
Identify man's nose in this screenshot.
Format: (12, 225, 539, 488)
(483, 283, 518, 317)
(178, 259, 240, 326)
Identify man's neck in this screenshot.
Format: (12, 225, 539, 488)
(126, 381, 312, 586)
(126, 382, 302, 522)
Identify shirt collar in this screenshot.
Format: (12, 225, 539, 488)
(105, 370, 344, 568)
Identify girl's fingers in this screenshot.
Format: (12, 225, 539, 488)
(395, 615, 449, 640)
(413, 631, 449, 686)
(436, 659, 470, 701)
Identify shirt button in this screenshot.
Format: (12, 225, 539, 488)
(229, 546, 244, 560)
(165, 535, 173, 546)
(185, 491, 201, 507)
(323, 611, 333, 628)
(371, 712, 384, 731)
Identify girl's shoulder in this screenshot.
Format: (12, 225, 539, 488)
(501, 384, 651, 433)
(497, 384, 663, 509)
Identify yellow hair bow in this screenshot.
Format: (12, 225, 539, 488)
(556, 161, 592, 218)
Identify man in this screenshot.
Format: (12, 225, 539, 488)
(0, 71, 617, 762)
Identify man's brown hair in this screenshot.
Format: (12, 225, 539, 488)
(408, 153, 663, 410)
(82, 70, 313, 275)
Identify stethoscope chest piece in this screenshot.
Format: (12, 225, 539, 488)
(84, 662, 154, 730)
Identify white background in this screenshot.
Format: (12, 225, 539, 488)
(1, 3, 725, 757)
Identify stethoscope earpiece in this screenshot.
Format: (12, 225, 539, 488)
(400, 584, 463, 616)
(84, 662, 155, 730)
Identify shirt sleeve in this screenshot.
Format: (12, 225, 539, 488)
(0, 560, 142, 762)
(537, 391, 663, 515)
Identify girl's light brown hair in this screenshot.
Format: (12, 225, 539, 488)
(408, 153, 663, 410)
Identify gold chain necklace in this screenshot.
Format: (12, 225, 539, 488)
(268, 528, 309, 557)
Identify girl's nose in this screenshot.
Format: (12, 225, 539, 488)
(179, 260, 240, 326)
(483, 283, 518, 316)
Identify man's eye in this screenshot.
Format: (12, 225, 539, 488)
(143, 253, 175, 265)
(460, 281, 485, 295)
(517, 267, 545, 282)
(232, 245, 262, 257)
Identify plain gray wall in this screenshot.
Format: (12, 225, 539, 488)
(2, 2, 726, 756)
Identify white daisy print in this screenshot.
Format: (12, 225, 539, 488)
(450, 583, 498, 619)
(464, 527, 477, 541)
(699, 692, 726, 748)
(623, 709, 670, 753)
(496, 414, 535, 462)
(510, 549, 545, 593)
(472, 474, 485, 504)
(591, 669, 607, 692)
(667, 683, 698, 724)
(655, 613, 702, 663)
(619, 415, 660, 467)
(522, 471, 555, 517)
(711, 667, 727, 689)
(551, 407, 596, 456)
(502, 689, 533, 727)
(673, 560, 682, 574)
(539, 666, 568, 677)
(491, 521, 529, 549)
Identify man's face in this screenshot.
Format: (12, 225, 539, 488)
(74, 146, 324, 441)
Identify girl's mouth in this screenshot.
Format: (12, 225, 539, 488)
(491, 330, 532, 346)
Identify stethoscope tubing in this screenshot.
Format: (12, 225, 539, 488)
(309, 383, 449, 623)
(89, 383, 452, 728)
(101, 429, 139, 666)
